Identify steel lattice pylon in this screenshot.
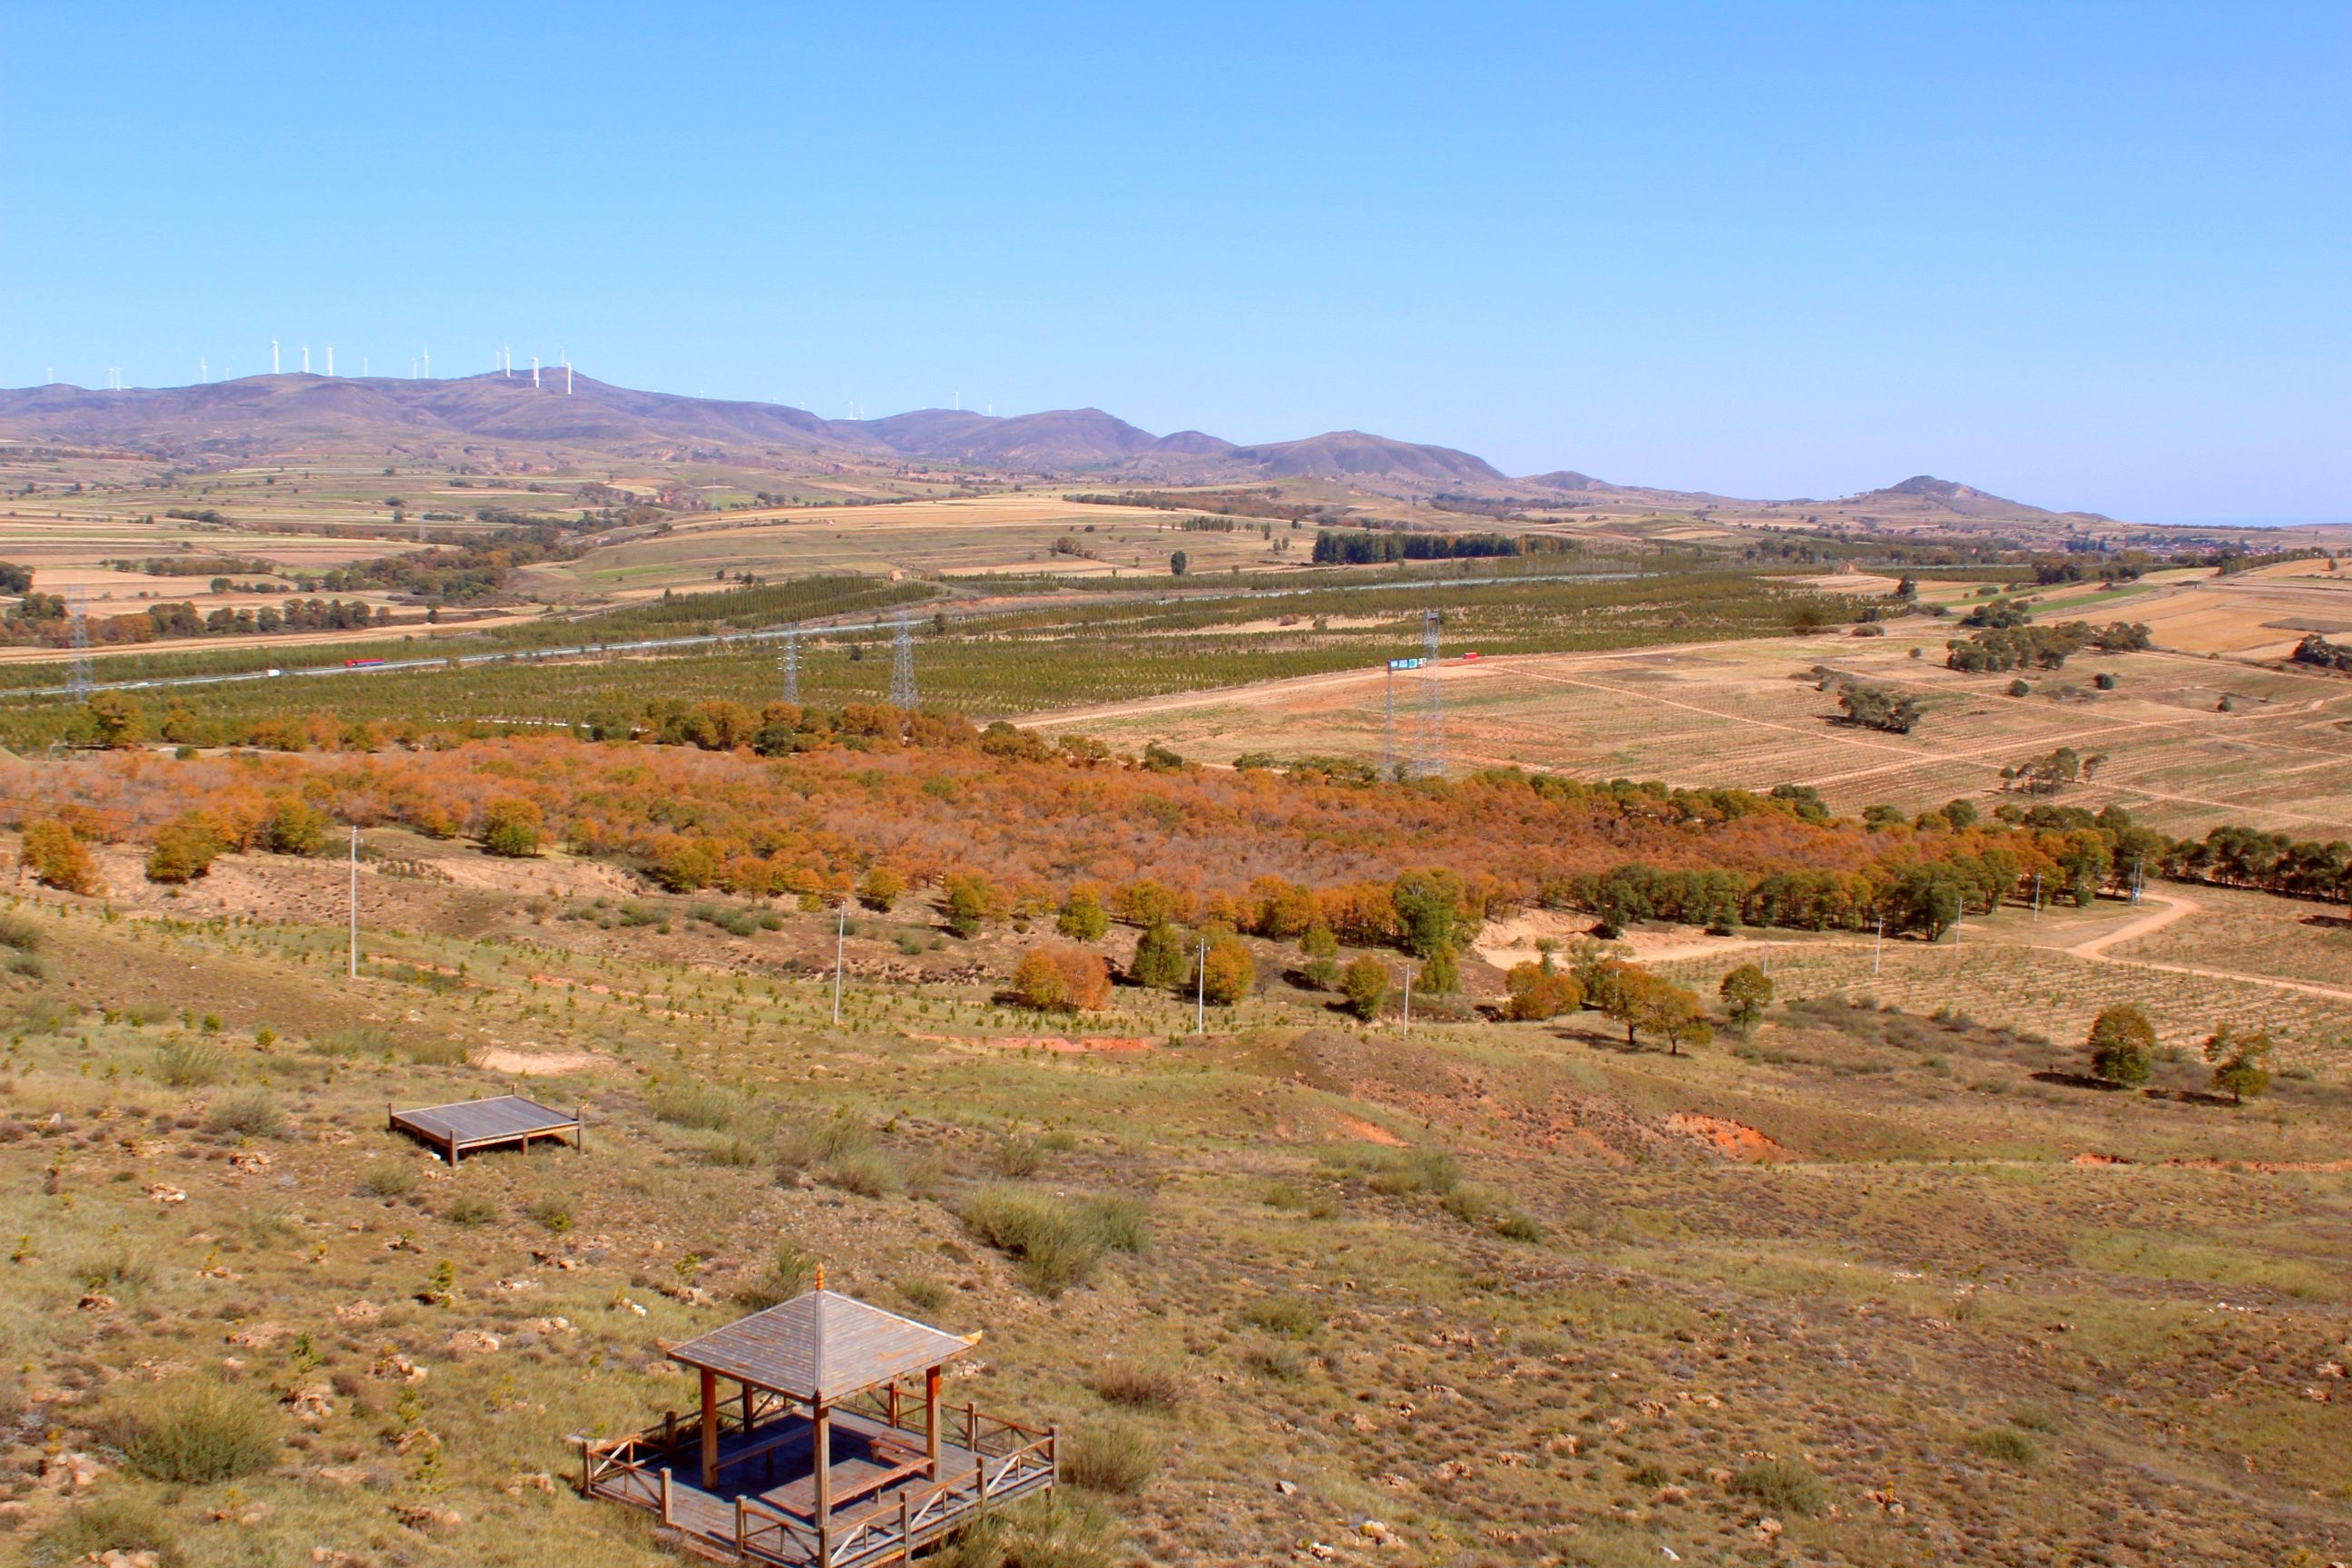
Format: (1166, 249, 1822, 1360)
(1411, 608, 1446, 779)
(779, 624, 800, 704)
(889, 613, 918, 710)
(66, 583, 93, 701)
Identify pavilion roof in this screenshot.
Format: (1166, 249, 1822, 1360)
(665, 1289, 975, 1404)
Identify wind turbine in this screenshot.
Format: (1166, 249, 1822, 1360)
(200, 357, 207, 384)
(326, 346, 333, 376)
(270, 339, 279, 375)
(301, 345, 309, 374)
(502, 346, 511, 377)
(531, 355, 539, 389)
(561, 350, 572, 395)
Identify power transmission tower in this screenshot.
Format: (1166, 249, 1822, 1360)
(888, 612, 917, 710)
(66, 583, 93, 701)
(779, 624, 800, 704)
(1411, 608, 1446, 779)
(1382, 663, 1397, 781)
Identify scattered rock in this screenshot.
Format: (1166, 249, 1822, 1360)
(229, 1151, 272, 1174)
(145, 1184, 187, 1204)
(525, 1316, 575, 1336)
(75, 1293, 117, 1314)
(372, 1352, 428, 1383)
(227, 1322, 288, 1348)
(332, 1301, 382, 1326)
(1275, 1479, 1298, 1496)
(393, 1504, 464, 1533)
(446, 1329, 502, 1357)
(283, 1386, 335, 1421)
(1754, 1517, 1784, 1542)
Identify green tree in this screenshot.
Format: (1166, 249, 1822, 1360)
(1169, 549, 1189, 577)
(2202, 1024, 2273, 1105)
(1389, 868, 1466, 958)
(1056, 886, 1110, 941)
(943, 873, 995, 938)
(2086, 1004, 2155, 1088)
(1417, 941, 1460, 995)
(1719, 964, 1772, 1034)
(1128, 922, 1191, 990)
(146, 812, 225, 884)
(263, 799, 328, 857)
(1338, 956, 1389, 1022)
(481, 798, 542, 858)
(81, 692, 143, 748)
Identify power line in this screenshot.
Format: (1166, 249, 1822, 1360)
(889, 612, 917, 710)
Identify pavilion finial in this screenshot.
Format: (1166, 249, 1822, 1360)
(815, 1261, 827, 1292)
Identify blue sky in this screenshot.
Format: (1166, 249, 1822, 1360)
(4, 3, 2345, 524)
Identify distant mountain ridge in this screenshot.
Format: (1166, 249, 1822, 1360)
(0, 372, 2093, 519)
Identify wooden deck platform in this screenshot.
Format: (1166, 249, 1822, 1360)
(388, 1094, 580, 1162)
(583, 1396, 1056, 1567)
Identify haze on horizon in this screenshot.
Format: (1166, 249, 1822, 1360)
(3, 3, 2345, 526)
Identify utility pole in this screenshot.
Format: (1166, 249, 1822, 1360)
(1383, 663, 1396, 781)
(832, 902, 847, 1025)
(1195, 937, 1207, 1034)
(1873, 914, 1883, 975)
(2032, 872, 2042, 922)
(65, 583, 93, 701)
(1402, 963, 1413, 1034)
(781, 624, 800, 704)
(348, 828, 359, 979)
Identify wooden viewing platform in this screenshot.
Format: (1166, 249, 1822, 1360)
(388, 1094, 581, 1163)
(578, 1284, 1055, 1566)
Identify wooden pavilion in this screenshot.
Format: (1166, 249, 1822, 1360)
(579, 1279, 1057, 1565)
(388, 1094, 581, 1164)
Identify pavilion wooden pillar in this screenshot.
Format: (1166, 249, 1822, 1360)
(925, 1366, 944, 1476)
(699, 1368, 720, 1490)
(813, 1400, 834, 1556)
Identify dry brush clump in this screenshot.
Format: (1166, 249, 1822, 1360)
(956, 1183, 1149, 1296)
(113, 1377, 279, 1484)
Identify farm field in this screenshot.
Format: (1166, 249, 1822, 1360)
(524, 494, 1313, 597)
(1028, 626, 2352, 838)
(1, 815, 2349, 1568)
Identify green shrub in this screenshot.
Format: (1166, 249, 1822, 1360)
(958, 1184, 1111, 1297)
(775, 1110, 871, 1171)
(361, 1161, 419, 1198)
(1263, 1181, 1340, 1218)
(1088, 1361, 1184, 1410)
(1362, 1148, 1460, 1197)
(117, 1378, 279, 1483)
(989, 1131, 1046, 1177)
(818, 1145, 904, 1199)
(1730, 1457, 1828, 1517)
(1241, 1295, 1321, 1338)
(650, 1082, 761, 1135)
(0, 913, 41, 953)
(1079, 1194, 1150, 1256)
(310, 1025, 393, 1058)
(897, 1276, 953, 1316)
(1059, 1419, 1161, 1494)
(34, 1494, 183, 1567)
(203, 1087, 284, 1137)
(153, 1039, 228, 1087)
(701, 1132, 767, 1167)
(1240, 1343, 1306, 1381)
(402, 1036, 470, 1066)
(934, 1494, 1125, 1568)
(444, 1191, 497, 1227)
(737, 1244, 817, 1308)
(527, 1194, 573, 1234)
(1967, 1425, 2041, 1466)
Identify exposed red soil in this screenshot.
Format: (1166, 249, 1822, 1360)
(1664, 1112, 1806, 1162)
(2071, 1151, 2352, 1174)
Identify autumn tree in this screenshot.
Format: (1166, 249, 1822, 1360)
(1719, 963, 1772, 1034)
(481, 798, 543, 858)
(1197, 934, 1256, 1004)
(1339, 956, 1388, 1022)
(19, 819, 99, 895)
(1504, 959, 1583, 1021)
(2202, 1024, 2273, 1105)
(2086, 1004, 2155, 1088)
(1417, 941, 1461, 995)
(147, 812, 225, 884)
(1056, 886, 1109, 941)
(858, 866, 905, 913)
(1009, 944, 1112, 1013)
(1592, 962, 1710, 1054)
(263, 798, 328, 857)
